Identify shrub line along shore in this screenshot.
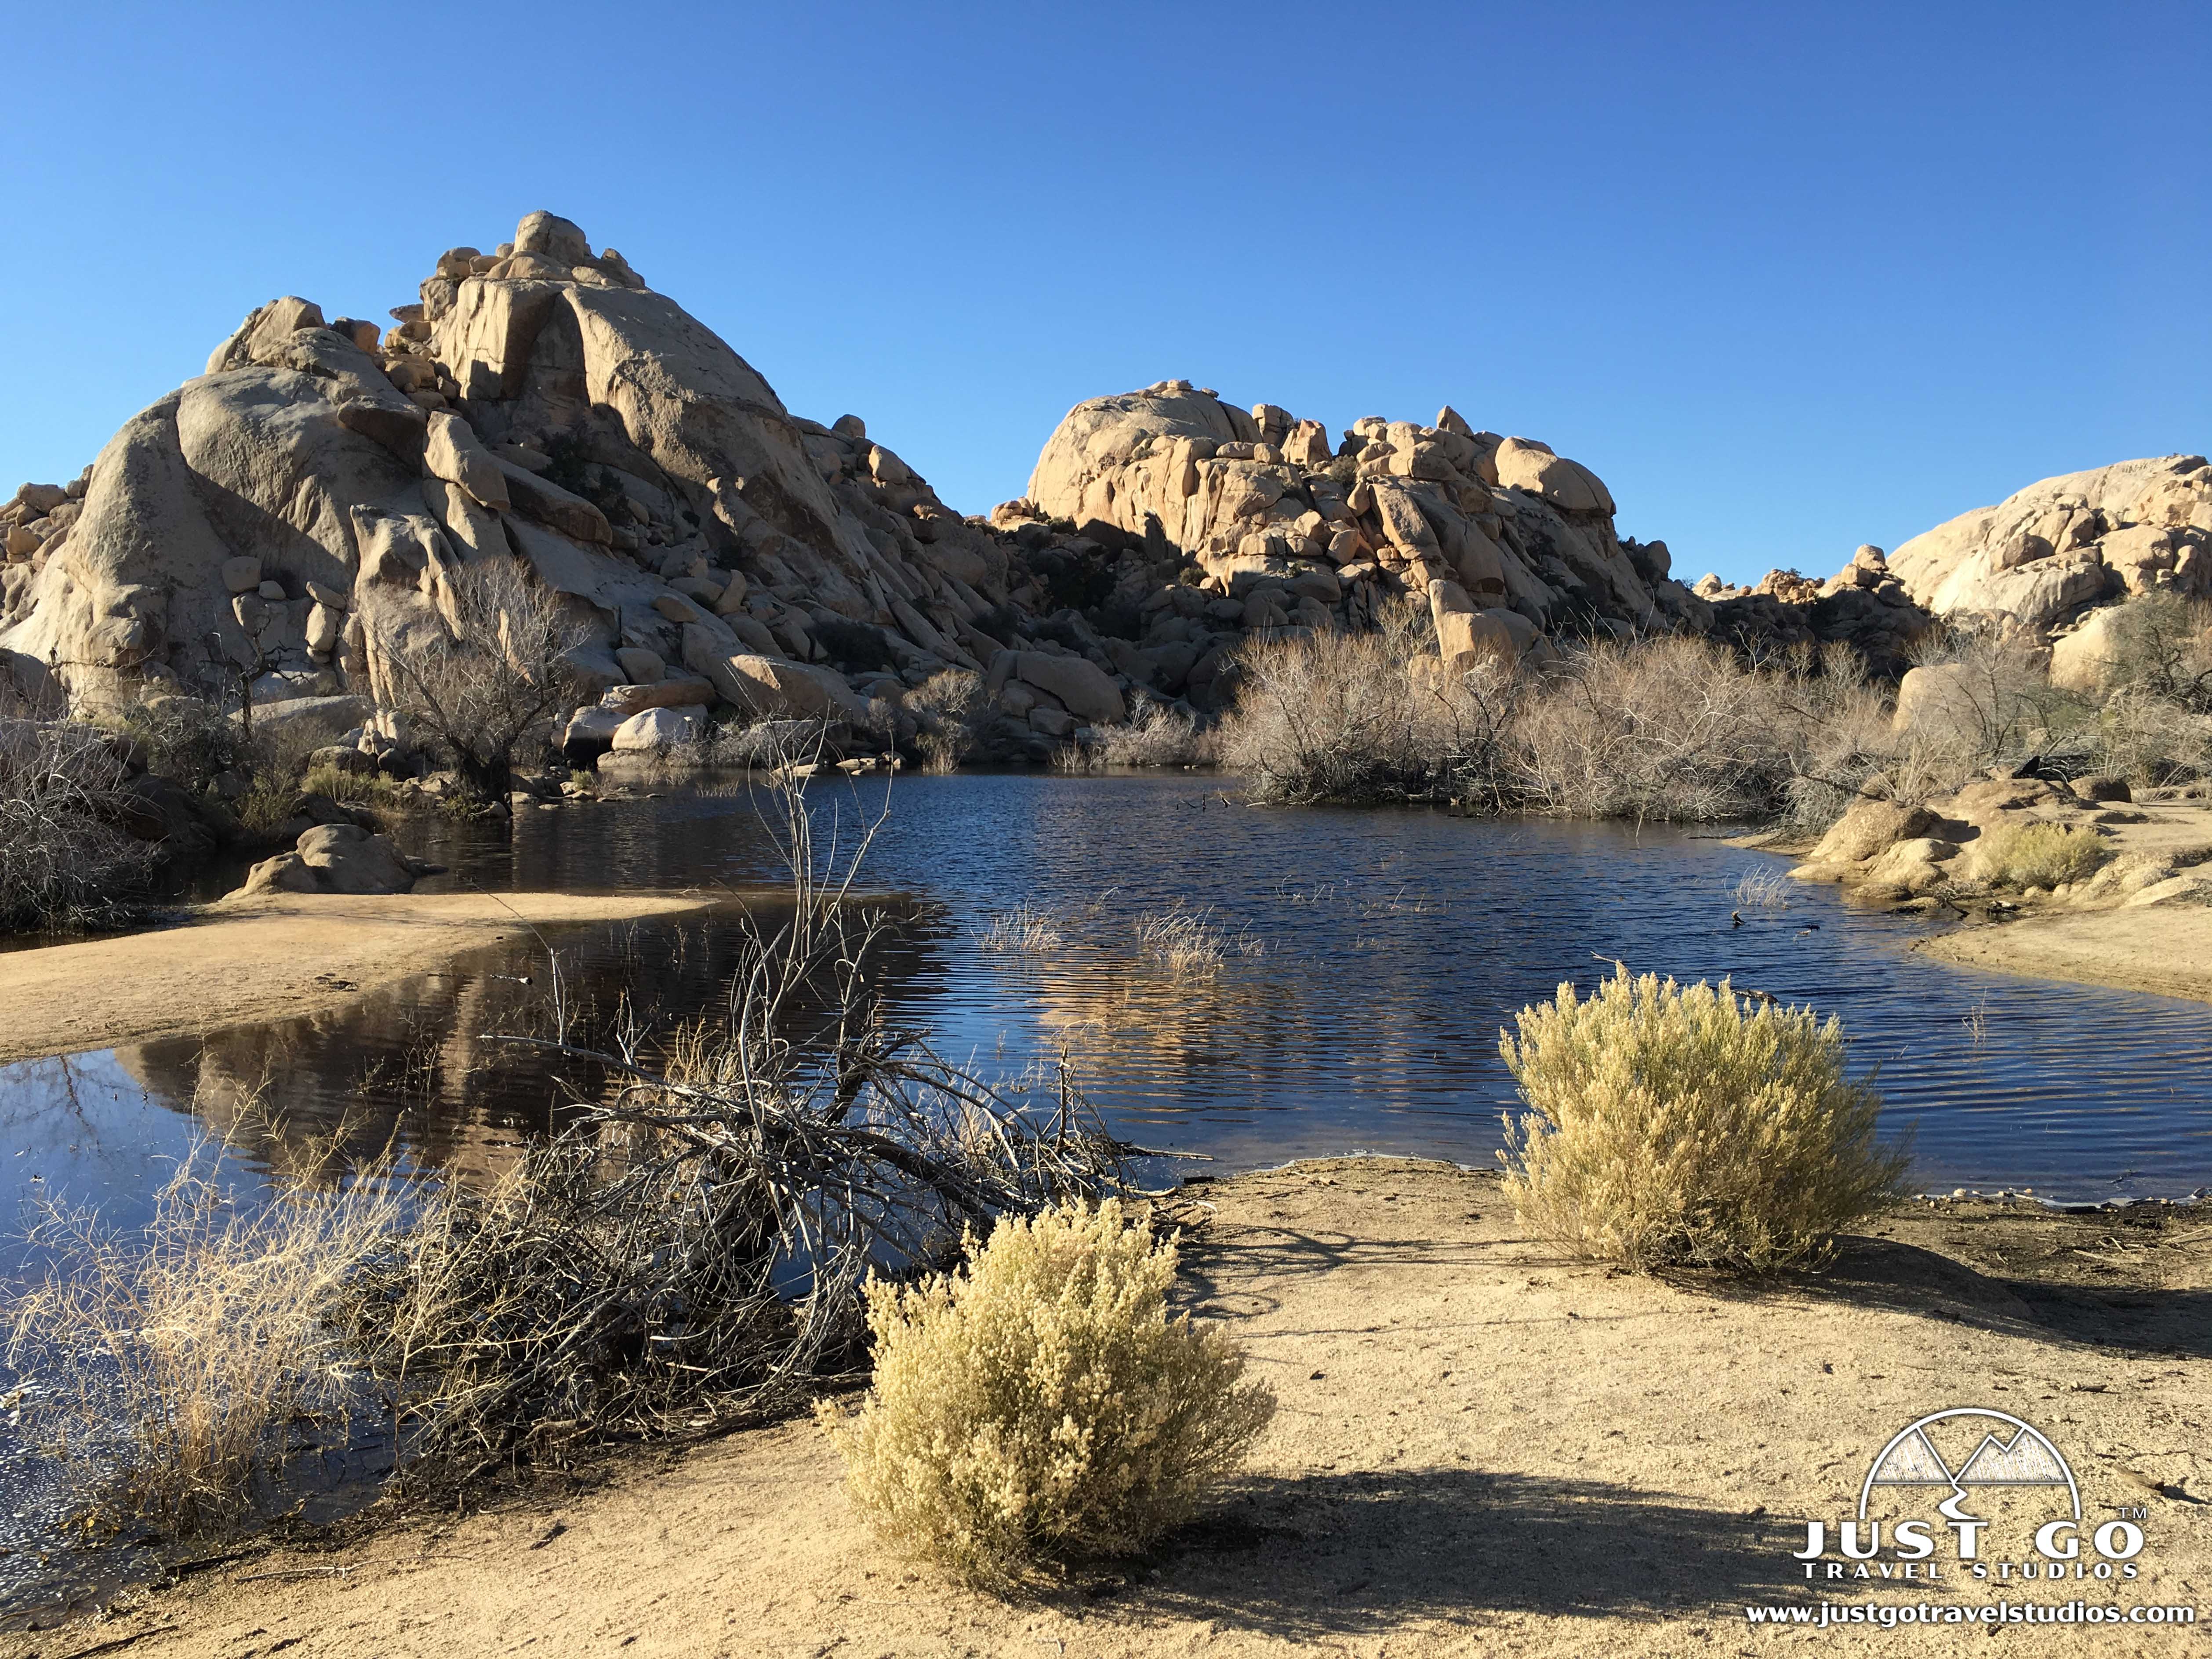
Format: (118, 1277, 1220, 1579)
(0, 890, 728, 1065)
(5, 1159, 2204, 1659)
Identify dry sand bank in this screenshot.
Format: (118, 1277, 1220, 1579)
(1915, 907, 2212, 1005)
(14, 1159, 2206, 1659)
(0, 891, 726, 1064)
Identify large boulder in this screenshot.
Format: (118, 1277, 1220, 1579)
(235, 822, 423, 897)
(610, 705, 706, 750)
(1013, 651, 1126, 726)
(1809, 798, 1941, 864)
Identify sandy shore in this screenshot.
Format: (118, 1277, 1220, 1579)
(15, 1159, 2204, 1658)
(1916, 907, 2212, 1004)
(0, 891, 726, 1064)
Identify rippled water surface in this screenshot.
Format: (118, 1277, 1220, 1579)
(33, 768, 2204, 1202)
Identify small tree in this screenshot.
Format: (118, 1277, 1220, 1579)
(363, 560, 588, 801)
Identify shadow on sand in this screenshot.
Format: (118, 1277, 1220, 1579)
(1081, 1467, 1799, 1642)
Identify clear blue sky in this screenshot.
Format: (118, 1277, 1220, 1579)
(6, 1, 2205, 585)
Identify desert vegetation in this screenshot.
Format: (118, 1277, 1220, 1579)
(816, 1198, 1274, 1589)
(360, 559, 588, 802)
(6, 1134, 407, 1531)
(1496, 965, 1911, 1273)
(1216, 592, 2212, 831)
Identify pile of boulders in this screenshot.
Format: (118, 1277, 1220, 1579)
(1694, 546, 1936, 678)
(1787, 769, 2212, 912)
(1006, 381, 1703, 695)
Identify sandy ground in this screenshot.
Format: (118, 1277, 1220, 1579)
(12, 1159, 2205, 1659)
(1915, 907, 2212, 1004)
(0, 892, 724, 1064)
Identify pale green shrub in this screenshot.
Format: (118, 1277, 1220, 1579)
(1497, 966, 1908, 1273)
(1979, 821, 2113, 890)
(816, 1198, 1275, 1588)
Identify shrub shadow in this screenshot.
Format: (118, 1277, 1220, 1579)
(1718, 1234, 2212, 1360)
(1083, 1467, 1798, 1641)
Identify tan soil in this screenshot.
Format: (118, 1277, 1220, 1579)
(0, 891, 725, 1064)
(1916, 906, 2212, 1004)
(14, 1160, 2206, 1658)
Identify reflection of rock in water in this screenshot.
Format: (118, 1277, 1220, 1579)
(108, 900, 951, 1187)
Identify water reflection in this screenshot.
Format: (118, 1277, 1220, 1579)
(13, 773, 2212, 1210)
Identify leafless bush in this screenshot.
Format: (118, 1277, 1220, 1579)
(361, 559, 588, 800)
(1217, 598, 1510, 804)
(904, 669, 988, 773)
(0, 717, 160, 931)
(6, 1134, 406, 1533)
(343, 762, 1132, 1478)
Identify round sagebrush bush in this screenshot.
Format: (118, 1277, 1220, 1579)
(1497, 965, 1910, 1274)
(815, 1198, 1275, 1589)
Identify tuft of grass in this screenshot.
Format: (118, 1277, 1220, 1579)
(1496, 965, 1909, 1274)
(301, 762, 402, 809)
(816, 1199, 1275, 1591)
(1729, 865, 1792, 910)
(979, 903, 1064, 954)
(4, 1138, 405, 1534)
(1978, 821, 2112, 890)
(1132, 901, 1260, 978)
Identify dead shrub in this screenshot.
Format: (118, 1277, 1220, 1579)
(1497, 966, 1909, 1273)
(342, 763, 1130, 1479)
(904, 668, 988, 773)
(816, 1198, 1275, 1590)
(0, 717, 161, 932)
(1093, 697, 1213, 768)
(1216, 599, 1504, 804)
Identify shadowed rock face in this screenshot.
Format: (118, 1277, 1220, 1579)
(0, 214, 1015, 726)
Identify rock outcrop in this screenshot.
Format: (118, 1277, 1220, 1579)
(1012, 381, 1702, 678)
(0, 213, 1021, 737)
(1879, 456, 2212, 635)
(1696, 457, 2212, 676)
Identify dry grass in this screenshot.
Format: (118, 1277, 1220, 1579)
(979, 902, 1064, 954)
(1497, 965, 1910, 1274)
(1132, 901, 1257, 978)
(816, 1199, 1275, 1590)
(300, 761, 403, 808)
(1978, 821, 2114, 890)
(4, 1136, 406, 1533)
(1093, 697, 1213, 768)
(1729, 865, 1793, 909)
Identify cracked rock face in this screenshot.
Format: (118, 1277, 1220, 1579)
(1017, 381, 1700, 674)
(0, 212, 1014, 725)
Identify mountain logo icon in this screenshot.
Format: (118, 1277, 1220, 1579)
(1858, 1408, 2079, 1522)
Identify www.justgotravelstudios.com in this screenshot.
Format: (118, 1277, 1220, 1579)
(1745, 1600, 2198, 1629)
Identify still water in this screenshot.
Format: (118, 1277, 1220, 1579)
(8, 769, 2202, 1216)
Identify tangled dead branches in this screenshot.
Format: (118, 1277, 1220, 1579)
(345, 761, 1134, 1480)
